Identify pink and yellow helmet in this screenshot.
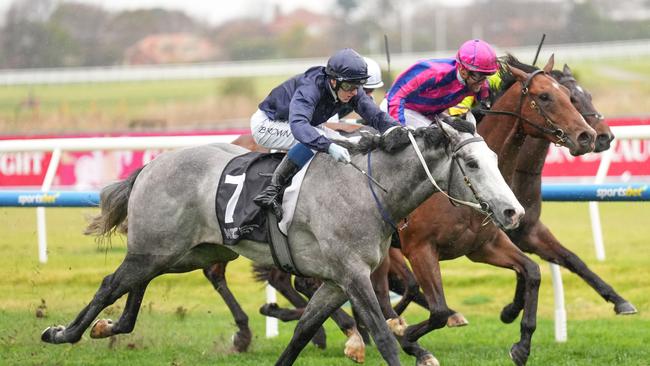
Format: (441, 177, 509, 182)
(456, 39, 498, 74)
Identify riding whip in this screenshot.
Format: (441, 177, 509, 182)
(532, 34, 546, 66)
(350, 161, 388, 193)
(384, 34, 392, 89)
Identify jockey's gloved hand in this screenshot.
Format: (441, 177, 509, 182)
(328, 143, 351, 164)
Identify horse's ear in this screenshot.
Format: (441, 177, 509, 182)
(563, 63, 573, 77)
(508, 65, 529, 82)
(543, 54, 555, 73)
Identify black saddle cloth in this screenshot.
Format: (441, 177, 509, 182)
(216, 152, 285, 245)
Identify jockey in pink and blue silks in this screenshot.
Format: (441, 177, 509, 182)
(386, 39, 499, 128)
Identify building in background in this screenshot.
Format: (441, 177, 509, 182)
(124, 33, 218, 65)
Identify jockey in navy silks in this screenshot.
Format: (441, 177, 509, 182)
(251, 48, 400, 219)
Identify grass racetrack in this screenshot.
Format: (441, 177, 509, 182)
(1, 202, 649, 365)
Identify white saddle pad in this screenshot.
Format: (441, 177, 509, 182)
(277, 158, 314, 235)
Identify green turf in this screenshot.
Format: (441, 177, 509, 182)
(0, 76, 287, 131)
(1, 202, 649, 365)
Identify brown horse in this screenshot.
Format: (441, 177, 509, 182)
(380, 59, 625, 326)
(368, 55, 597, 366)
(498, 58, 635, 318)
(424, 58, 633, 332)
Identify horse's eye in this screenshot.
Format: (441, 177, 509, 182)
(539, 93, 550, 102)
(467, 160, 479, 169)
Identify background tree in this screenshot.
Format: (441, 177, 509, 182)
(1, 0, 78, 68)
(49, 3, 111, 66)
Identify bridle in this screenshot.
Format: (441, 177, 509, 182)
(408, 119, 494, 225)
(477, 69, 568, 144)
(366, 122, 497, 231)
(557, 75, 605, 122)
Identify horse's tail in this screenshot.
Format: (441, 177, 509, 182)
(84, 167, 144, 238)
(252, 263, 275, 283)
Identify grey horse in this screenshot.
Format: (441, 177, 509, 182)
(41, 121, 524, 366)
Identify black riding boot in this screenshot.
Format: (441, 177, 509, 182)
(253, 155, 300, 219)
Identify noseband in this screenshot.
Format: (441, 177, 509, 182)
(448, 134, 492, 213)
(479, 69, 568, 144)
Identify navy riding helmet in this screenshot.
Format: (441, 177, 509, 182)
(325, 48, 370, 82)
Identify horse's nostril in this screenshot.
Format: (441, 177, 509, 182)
(504, 208, 516, 218)
(578, 131, 593, 147)
(593, 134, 613, 152)
(597, 134, 612, 145)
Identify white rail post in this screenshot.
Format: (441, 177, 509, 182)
(37, 147, 62, 263)
(265, 283, 278, 338)
(590, 139, 617, 261)
(550, 263, 567, 342)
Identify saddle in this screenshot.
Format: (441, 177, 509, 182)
(216, 152, 283, 245)
(215, 151, 304, 275)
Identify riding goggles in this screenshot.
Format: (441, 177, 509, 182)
(338, 80, 366, 92)
(467, 71, 492, 83)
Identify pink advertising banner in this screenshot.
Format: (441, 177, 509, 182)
(541, 117, 650, 180)
(0, 130, 247, 189)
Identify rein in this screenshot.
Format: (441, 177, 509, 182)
(366, 150, 399, 230)
(407, 123, 491, 218)
(477, 69, 567, 144)
(365, 125, 494, 231)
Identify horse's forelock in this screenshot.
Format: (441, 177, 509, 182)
(550, 69, 565, 80)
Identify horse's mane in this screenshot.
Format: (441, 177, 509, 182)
(494, 53, 549, 100)
(494, 54, 567, 101)
(337, 118, 476, 155)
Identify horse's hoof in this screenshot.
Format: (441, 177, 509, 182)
(344, 328, 365, 363)
(232, 328, 252, 353)
(446, 312, 469, 327)
(386, 317, 408, 336)
(311, 327, 327, 349)
(90, 319, 114, 339)
(404, 326, 420, 343)
(509, 343, 530, 366)
(417, 353, 440, 366)
(344, 347, 365, 364)
(500, 304, 521, 324)
(41, 325, 66, 343)
(614, 301, 638, 315)
(259, 303, 279, 316)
